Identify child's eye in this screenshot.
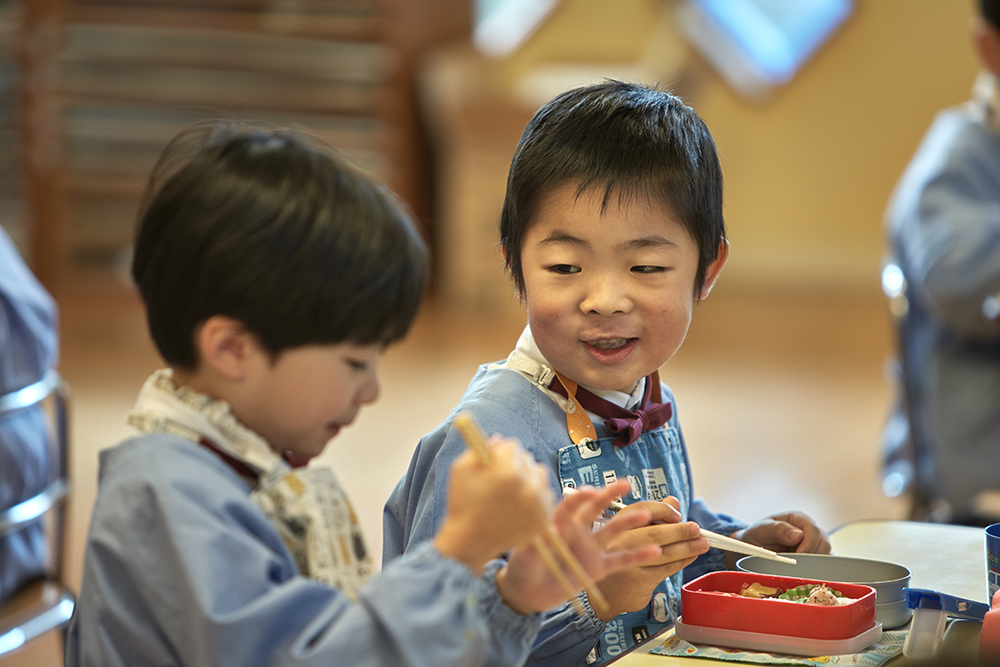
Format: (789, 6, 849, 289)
(631, 265, 665, 274)
(346, 359, 369, 371)
(549, 264, 580, 275)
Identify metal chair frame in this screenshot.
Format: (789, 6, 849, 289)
(0, 369, 75, 656)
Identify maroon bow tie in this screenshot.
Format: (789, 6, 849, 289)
(549, 374, 673, 446)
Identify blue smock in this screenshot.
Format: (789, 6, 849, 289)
(66, 434, 542, 666)
(383, 362, 745, 666)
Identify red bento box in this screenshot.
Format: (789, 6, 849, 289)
(680, 571, 877, 641)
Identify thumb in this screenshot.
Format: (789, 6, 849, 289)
(749, 520, 804, 550)
(777, 522, 804, 547)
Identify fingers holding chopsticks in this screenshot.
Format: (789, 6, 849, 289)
(601, 496, 801, 566)
(497, 480, 662, 615)
(578, 496, 705, 621)
(554, 481, 664, 572)
(449, 413, 676, 617)
(433, 437, 555, 575)
(559, 490, 705, 572)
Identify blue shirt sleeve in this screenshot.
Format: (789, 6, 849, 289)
(67, 436, 541, 667)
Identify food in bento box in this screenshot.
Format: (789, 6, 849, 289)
(781, 583, 847, 605)
(726, 582, 850, 605)
(739, 582, 779, 598)
(805, 584, 841, 606)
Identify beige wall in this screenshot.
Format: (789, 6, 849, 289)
(428, 0, 980, 304)
(694, 0, 979, 291)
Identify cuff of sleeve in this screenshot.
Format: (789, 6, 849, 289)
(478, 558, 544, 640)
(575, 591, 605, 633)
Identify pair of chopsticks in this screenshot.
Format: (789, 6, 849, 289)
(599, 497, 797, 565)
(452, 413, 609, 617)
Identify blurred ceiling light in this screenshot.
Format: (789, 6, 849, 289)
(473, 0, 559, 57)
(676, 0, 852, 99)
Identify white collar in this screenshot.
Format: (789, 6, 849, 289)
(973, 71, 1000, 136)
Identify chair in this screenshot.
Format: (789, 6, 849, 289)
(880, 262, 1000, 524)
(0, 369, 75, 656)
(879, 262, 945, 522)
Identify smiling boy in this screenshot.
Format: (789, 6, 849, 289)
(384, 81, 829, 665)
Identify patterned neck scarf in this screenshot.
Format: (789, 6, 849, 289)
(127, 369, 372, 600)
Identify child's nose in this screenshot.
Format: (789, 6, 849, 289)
(580, 275, 632, 315)
(358, 372, 380, 405)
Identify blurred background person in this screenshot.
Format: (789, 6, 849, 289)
(881, 0, 1000, 525)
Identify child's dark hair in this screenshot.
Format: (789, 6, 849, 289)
(499, 80, 725, 298)
(982, 0, 1000, 32)
(132, 120, 428, 370)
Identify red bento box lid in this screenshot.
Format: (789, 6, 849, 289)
(680, 571, 877, 641)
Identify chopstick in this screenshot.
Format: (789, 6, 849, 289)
(699, 529, 798, 565)
(452, 412, 609, 617)
(592, 496, 798, 565)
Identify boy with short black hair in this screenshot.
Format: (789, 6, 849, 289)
(385, 81, 830, 664)
(65, 120, 657, 666)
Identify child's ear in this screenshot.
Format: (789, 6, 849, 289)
(196, 315, 257, 381)
(699, 239, 730, 300)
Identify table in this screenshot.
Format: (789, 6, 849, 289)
(612, 519, 987, 665)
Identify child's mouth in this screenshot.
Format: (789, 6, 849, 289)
(589, 337, 631, 350)
(584, 337, 637, 362)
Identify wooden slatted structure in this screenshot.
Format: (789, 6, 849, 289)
(15, 0, 469, 288)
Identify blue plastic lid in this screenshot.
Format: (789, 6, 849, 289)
(904, 587, 989, 621)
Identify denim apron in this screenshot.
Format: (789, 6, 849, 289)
(550, 371, 693, 664)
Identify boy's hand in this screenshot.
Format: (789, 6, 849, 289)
(496, 480, 662, 615)
(725, 511, 830, 569)
(433, 438, 553, 574)
(591, 496, 707, 621)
